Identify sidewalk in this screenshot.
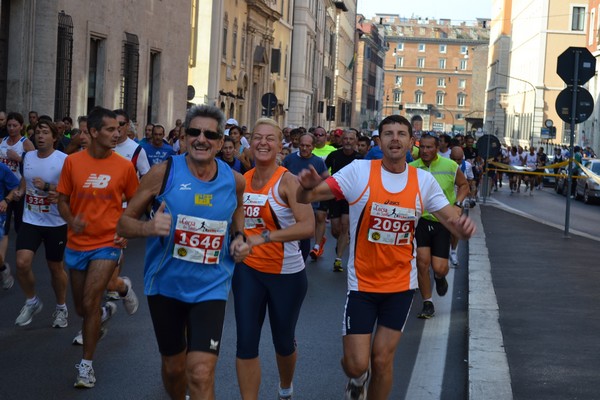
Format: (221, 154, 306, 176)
(468, 202, 600, 400)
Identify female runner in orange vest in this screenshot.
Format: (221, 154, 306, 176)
(233, 118, 314, 400)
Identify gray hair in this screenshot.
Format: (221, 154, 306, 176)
(184, 104, 225, 135)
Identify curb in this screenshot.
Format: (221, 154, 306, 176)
(468, 204, 513, 400)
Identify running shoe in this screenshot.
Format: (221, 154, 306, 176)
(121, 277, 139, 315)
(72, 302, 115, 345)
(344, 369, 369, 400)
(104, 291, 120, 300)
(15, 299, 44, 326)
(52, 307, 68, 328)
(333, 259, 343, 272)
(309, 247, 320, 261)
(73, 326, 108, 345)
(434, 275, 449, 296)
(1, 263, 14, 290)
(449, 249, 458, 266)
(417, 301, 435, 319)
(74, 363, 96, 388)
(278, 385, 293, 399)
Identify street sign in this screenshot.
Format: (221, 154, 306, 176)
(557, 47, 596, 85)
(476, 134, 501, 159)
(555, 86, 594, 124)
(261, 92, 278, 109)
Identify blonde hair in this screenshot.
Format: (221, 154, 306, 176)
(252, 118, 282, 142)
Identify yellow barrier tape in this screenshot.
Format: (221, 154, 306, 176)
(486, 161, 585, 178)
(577, 161, 600, 185)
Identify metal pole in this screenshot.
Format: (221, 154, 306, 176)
(564, 51, 580, 238)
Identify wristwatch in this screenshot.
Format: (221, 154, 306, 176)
(453, 201, 464, 208)
(261, 230, 271, 243)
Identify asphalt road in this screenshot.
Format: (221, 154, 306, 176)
(0, 229, 470, 399)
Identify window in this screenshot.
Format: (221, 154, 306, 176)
(457, 93, 466, 107)
(460, 45, 468, 54)
(439, 44, 447, 53)
(417, 57, 425, 68)
(241, 24, 246, 63)
(271, 48, 281, 74)
(147, 51, 160, 124)
(460, 59, 468, 70)
(456, 113, 464, 120)
(416, 76, 424, 86)
(87, 36, 106, 113)
(436, 91, 445, 105)
(120, 32, 140, 120)
(415, 91, 423, 103)
(232, 19, 238, 64)
(55, 12, 73, 120)
(458, 79, 466, 89)
(439, 58, 446, 69)
(284, 46, 288, 78)
(397, 42, 404, 51)
(222, 15, 228, 58)
(572, 6, 586, 31)
(396, 56, 404, 68)
(393, 91, 402, 103)
(395, 75, 403, 86)
(435, 112, 444, 119)
(438, 77, 446, 87)
(418, 43, 426, 52)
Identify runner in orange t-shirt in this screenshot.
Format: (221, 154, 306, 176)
(57, 106, 139, 389)
(297, 115, 476, 400)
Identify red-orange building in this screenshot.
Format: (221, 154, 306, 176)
(375, 15, 489, 133)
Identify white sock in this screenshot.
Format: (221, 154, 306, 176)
(279, 384, 293, 397)
(424, 298, 433, 303)
(80, 359, 92, 368)
(313, 244, 320, 251)
(56, 304, 67, 311)
(350, 370, 369, 385)
(26, 296, 39, 306)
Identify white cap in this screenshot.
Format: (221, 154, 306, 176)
(371, 130, 379, 137)
(226, 118, 238, 126)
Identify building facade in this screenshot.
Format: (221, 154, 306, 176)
(378, 15, 490, 134)
(582, 0, 600, 155)
(489, 0, 587, 149)
(0, 0, 190, 132)
(352, 15, 386, 132)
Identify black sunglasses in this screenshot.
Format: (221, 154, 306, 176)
(118, 121, 128, 127)
(186, 128, 222, 140)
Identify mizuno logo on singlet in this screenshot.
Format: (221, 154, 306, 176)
(179, 183, 192, 190)
(82, 174, 111, 188)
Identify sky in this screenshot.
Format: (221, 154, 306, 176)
(357, 0, 492, 23)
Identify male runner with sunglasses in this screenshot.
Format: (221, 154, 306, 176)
(117, 104, 250, 400)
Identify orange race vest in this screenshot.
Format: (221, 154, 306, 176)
(352, 160, 422, 292)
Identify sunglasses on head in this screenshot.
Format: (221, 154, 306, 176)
(186, 128, 222, 140)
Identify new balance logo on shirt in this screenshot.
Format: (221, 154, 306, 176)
(83, 174, 111, 188)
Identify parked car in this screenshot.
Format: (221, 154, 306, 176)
(574, 159, 600, 204)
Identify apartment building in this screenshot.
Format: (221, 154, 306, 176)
(488, 0, 587, 148)
(188, 0, 294, 129)
(352, 15, 386, 132)
(378, 15, 490, 134)
(0, 0, 189, 130)
(583, 0, 600, 155)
